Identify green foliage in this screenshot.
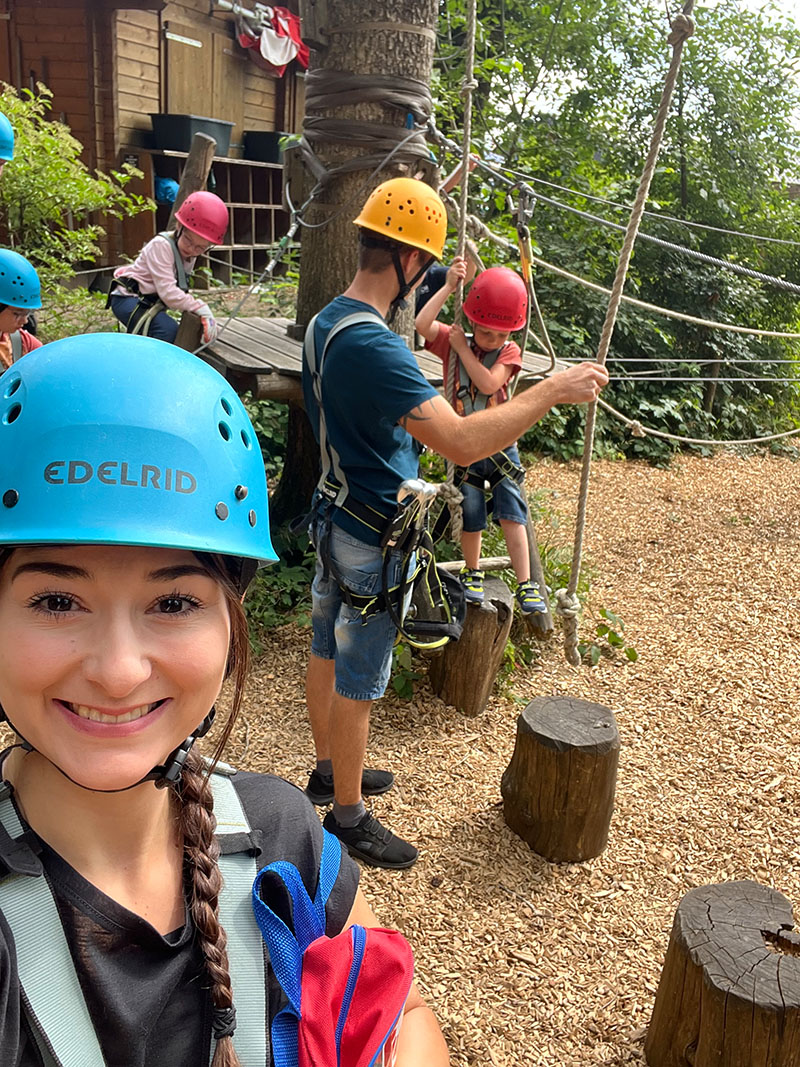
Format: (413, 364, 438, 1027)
(434, 0, 800, 456)
(39, 287, 113, 342)
(391, 642, 422, 699)
(244, 534, 315, 651)
(242, 396, 289, 481)
(0, 83, 152, 288)
(578, 607, 638, 665)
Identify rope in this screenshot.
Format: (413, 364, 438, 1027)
(504, 167, 800, 250)
(531, 253, 800, 339)
(527, 188, 800, 297)
(597, 395, 800, 446)
(444, 0, 478, 546)
(558, 2, 696, 667)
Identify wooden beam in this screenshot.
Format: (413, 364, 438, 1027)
(167, 133, 217, 230)
(250, 373, 304, 402)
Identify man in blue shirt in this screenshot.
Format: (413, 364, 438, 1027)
(302, 177, 608, 870)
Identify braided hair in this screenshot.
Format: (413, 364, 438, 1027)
(174, 553, 251, 1067)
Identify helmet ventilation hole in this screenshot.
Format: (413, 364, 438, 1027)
(220, 397, 233, 415)
(3, 376, 20, 398)
(5, 403, 21, 424)
(218, 421, 231, 441)
(241, 429, 252, 449)
(248, 510, 257, 527)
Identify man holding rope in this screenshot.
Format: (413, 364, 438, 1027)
(302, 177, 607, 870)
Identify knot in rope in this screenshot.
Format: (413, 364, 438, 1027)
(438, 478, 464, 541)
(668, 12, 695, 46)
(436, 482, 464, 509)
(554, 589, 581, 618)
(460, 78, 479, 98)
(629, 420, 647, 438)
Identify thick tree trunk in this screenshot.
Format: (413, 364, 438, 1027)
(274, 0, 439, 520)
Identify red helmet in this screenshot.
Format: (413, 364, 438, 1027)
(463, 267, 528, 331)
(174, 191, 229, 245)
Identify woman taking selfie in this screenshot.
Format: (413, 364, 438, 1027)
(0, 333, 448, 1067)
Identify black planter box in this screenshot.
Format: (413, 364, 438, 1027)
(150, 114, 234, 157)
(243, 130, 286, 163)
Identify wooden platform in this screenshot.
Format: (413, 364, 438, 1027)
(204, 315, 564, 401)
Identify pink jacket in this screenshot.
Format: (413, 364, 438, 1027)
(113, 234, 212, 318)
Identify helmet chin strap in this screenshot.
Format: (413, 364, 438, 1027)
(387, 248, 432, 326)
(0, 705, 216, 794)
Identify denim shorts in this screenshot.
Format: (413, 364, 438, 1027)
(310, 516, 407, 701)
(460, 445, 528, 533)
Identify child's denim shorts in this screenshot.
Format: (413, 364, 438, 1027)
(310, 517, 406, 701)
(460, 445, 528, 533)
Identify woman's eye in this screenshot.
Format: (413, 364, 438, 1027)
(156, 596, 199, 615)
(31, 594, 76, 615)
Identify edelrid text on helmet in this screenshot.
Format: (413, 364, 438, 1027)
(174, 191, 229, 245)
(0, 333, 277, 567)
(463, 267, 528, 331)
(0, 249, 41, 310)
(353, 178, 447, 260)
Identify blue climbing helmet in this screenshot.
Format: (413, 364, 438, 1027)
(0, 333, 278, 584)
(0, 112, 14, 162)
(0, 249, 41, 309)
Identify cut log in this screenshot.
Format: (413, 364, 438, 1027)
(501, 695, 619, 862)
(645, 880, 800, 1067)
(428, 576, 514, 717)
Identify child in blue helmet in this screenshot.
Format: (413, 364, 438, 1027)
(0, 249, 42, 370)
(0, 334, 449, 1067)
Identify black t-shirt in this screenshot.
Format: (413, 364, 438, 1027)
(0, 770, 359, 1067)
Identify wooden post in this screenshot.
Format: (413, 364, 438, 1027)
(428, 576, 514, 717)
(167, 132, 217, 229)
(645, 881, 800, 1066)
(173, 311, 203, 353)
(501, 696, 619, 862)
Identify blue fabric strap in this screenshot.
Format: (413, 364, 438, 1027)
(250, 830, 342, 1067)
(0, 786, 106, 1067)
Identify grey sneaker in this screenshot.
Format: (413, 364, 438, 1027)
(305, 767, 395, 806)
(322, 810, 418, 869)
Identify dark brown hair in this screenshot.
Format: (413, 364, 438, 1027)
(176, 553, 251, 1067)
(357, 230, 420, 274)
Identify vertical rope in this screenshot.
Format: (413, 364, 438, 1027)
(557, 2, 696, 666)
(444, 0, 478, 543)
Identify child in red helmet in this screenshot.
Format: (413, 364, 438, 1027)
(109, 190, 228, 345)
(415, 259, 547, 615)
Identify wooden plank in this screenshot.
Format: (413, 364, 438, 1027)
(115, 54, 160, 82)
(212, 30, 245, 142)
(117, 19, 160, 48)
(117, 72, 159, 97)
(118, 90, 160, 116)
(165, 22, 212, 115)
(118, 8, 159, 29)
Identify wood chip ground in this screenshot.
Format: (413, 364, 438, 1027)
(235, 452, 800, 1065)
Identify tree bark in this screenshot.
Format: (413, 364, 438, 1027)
(167, 133, 216, 228)
(645, 881, 800, 1067)
(275, 0, 440, 523)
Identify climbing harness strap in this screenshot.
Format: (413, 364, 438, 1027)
(109, 232, 187, 338)
(0, 782, 104, 1067)
(0, 770, 269, 1067)
(455, 341, 506, 414)
(158, 232, 189, 293)
(9, 331, 22, 363)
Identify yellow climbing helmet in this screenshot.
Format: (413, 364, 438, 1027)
(353, 178, 447, 260)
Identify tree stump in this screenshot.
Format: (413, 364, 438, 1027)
(501, 696, 619, 862)
(429, 576, 514, 717)
(645, 880, 800, 1067)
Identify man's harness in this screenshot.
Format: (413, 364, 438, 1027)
(304, 312, 464, 650)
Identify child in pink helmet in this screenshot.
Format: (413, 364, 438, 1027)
(109, 190, 228, 345)
(415, 260, 548, 615)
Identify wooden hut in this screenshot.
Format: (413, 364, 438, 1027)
(0, 0, 303, 277)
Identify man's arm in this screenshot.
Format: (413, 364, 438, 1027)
(399, 362, 608, 466)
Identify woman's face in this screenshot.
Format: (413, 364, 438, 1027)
(0, 545, 231, 792)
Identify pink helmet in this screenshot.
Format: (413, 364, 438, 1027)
(463, 267, 528, 331)
(174, 191, 229, 245)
